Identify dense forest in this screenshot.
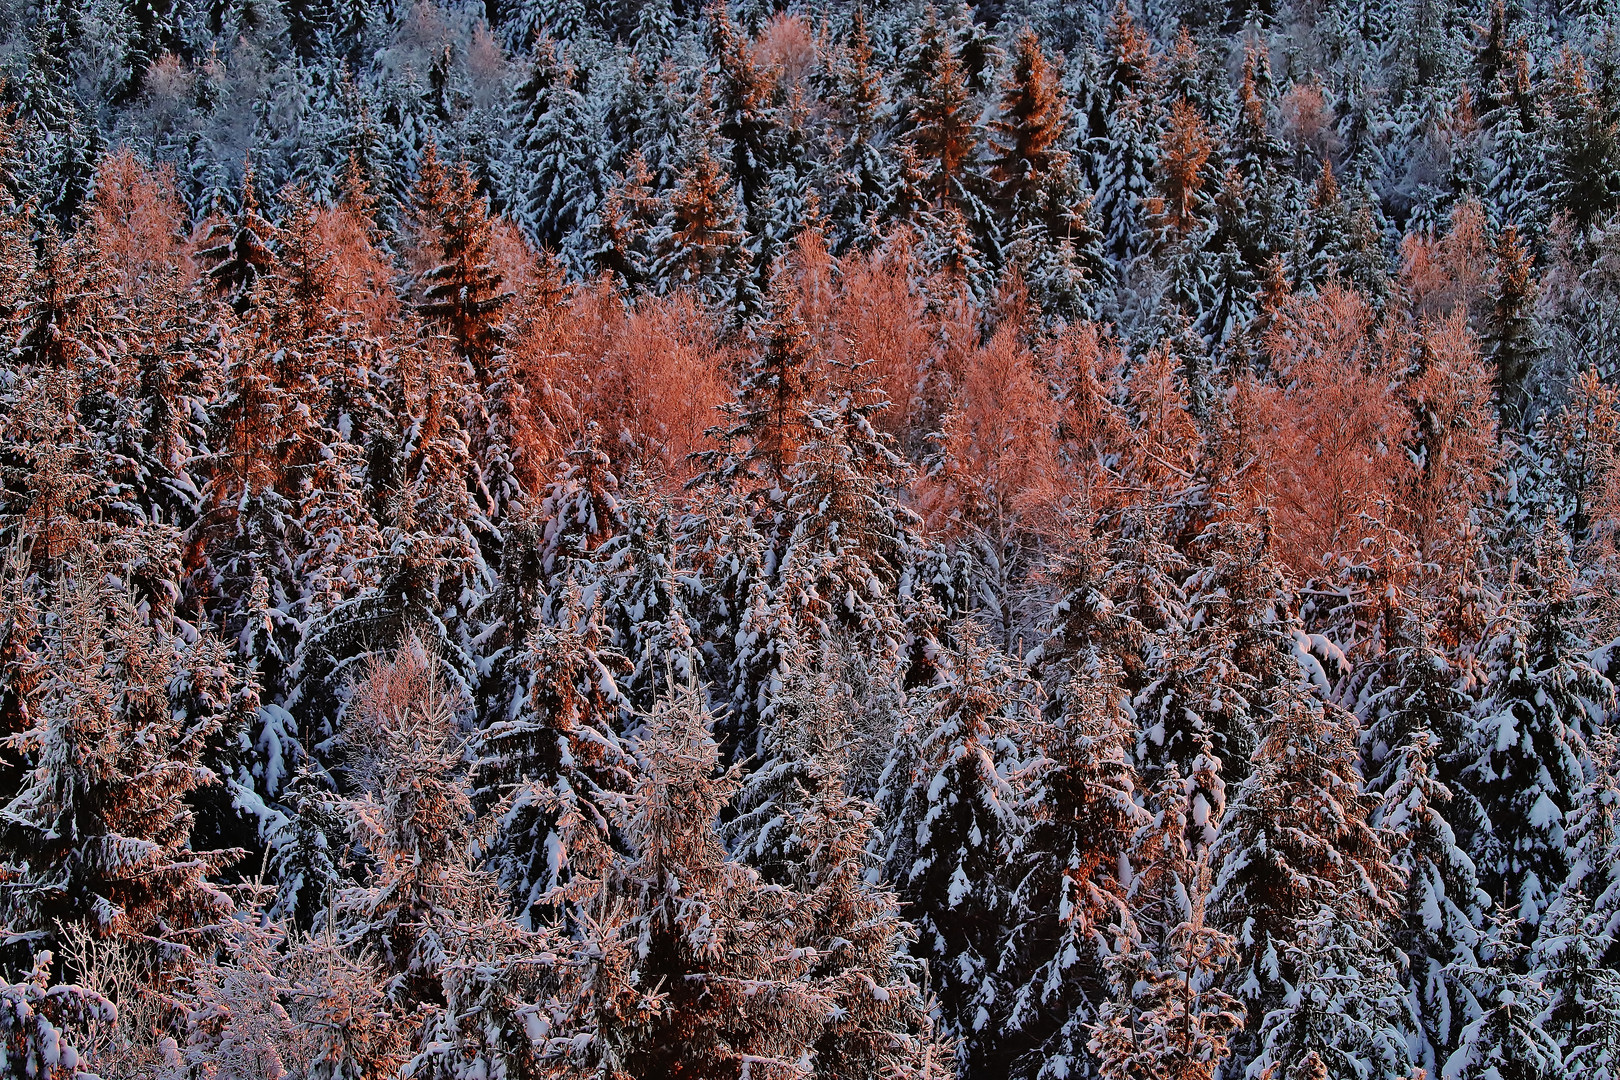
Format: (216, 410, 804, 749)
(0, 0, 1618, 1074)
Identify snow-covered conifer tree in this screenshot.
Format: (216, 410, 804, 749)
(0, 546, 238, 961)
(1378, 731, 1491, 1074)
(0, 953, 113, 1080)
(1001, 667, 1148, 1079)
(1089, 844, 1242, 1080)
(1443, 915, 1561, 1080)
(413, 143, 513, 384)
(531, 679, 828, 1077)
(649, 103, 752, 312)
(1210, 683, 1404, 1072)
(1461, 547, 1614, 930)
(1532, 884, 1620, 1080)
(331, 639, 479, 1009)
(878, 639, 1036, 1074)
(472, 584, 634, 926)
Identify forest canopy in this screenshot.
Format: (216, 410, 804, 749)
(0, 0, 1618, 1076)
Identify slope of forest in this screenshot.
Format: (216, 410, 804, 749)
(0, 0, 1618, 1075)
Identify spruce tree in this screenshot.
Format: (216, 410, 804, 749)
(824, 6, 896, 255)
(595, 491, 698, 717)
(1089, 857, 1243, 1080)
(1484, 224, 1539, 431)
(531, 680, 829, 1079)
(725, 654, 843, 876)
(792, 713, 956, 1080)
(401, 905, 554, 1080)
(1532, 885, 1620, 1080)
(708, 276, 818, 493)
(1175, 519, 1304, 790)
(878, 640, 1035, 1075)
(1246, 905, 1415, 1080)
(413, 143, 513, 384)
(1360, 607, 1476, 798)
(193, 277, 318, 711)
(906, 12, 976, 207)
(1461, 552, 1614, 930)
(472, 585, 634, 927)
(650, 125, 751, 312)
(532, 427, 627, 593)
(1089, 92, 1156, 274)
(777, 362, 914, 643)
(725, 659, 955, 1077)
(988, 29, 1072, 224)
(1547, 50, 1620, 236)
(630, 0, 676, 67)
(1558, 733, 1620, 967)
(1210, 683, 1404, 1071)
(589, 151, 659, 289)
(1090, 761, 1243, 1080)
(706, 1, 778, 232)
(287, 333, 485, 788)
(0, 546, 238, 964)
(513, 40, 602, 268)
(332, 640, 478, 1010)
(1379, 732, 1490, 1075)
(0, 954, 113, 1080)
(196, 166, 279, 314)
(1444, 916, 1562, 1080)
(9, 18, 99, 225)
(1002, 667, 1148, 1080)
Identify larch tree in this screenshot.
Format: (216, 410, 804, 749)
(3, 5, 1620, 1077)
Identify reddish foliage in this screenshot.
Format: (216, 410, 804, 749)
(1247, 286, 1415, 577)
(89, 150, 195, 302)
